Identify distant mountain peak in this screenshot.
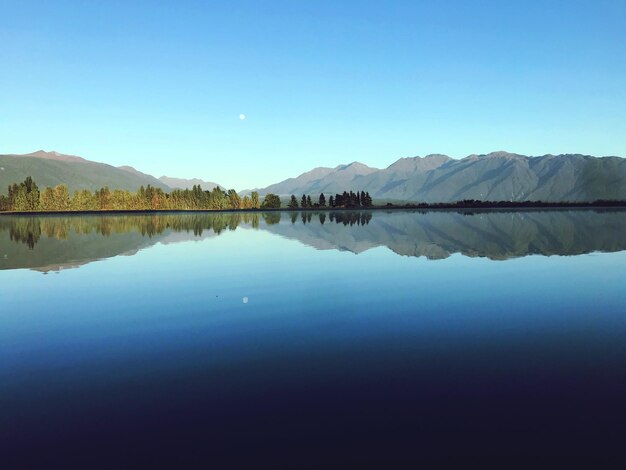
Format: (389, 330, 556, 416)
(158, 175, 224, 191)
(253, 151, 625, 202)
(386, 154, 451, 173)
(335, 161, 378, 174)
(0, 151, 170, 192)
(424, 153, 451, 159)
(469, 150, 523, 159)
(22, 150, 88, 163)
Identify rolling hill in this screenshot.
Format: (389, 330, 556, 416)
(0, 151, 170, 193)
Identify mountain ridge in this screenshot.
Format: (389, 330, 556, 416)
(0, 151, 223, 194)
(252, 151, 626, 202)
(1, 150, 624, 202)
(159, 176, 224, 191)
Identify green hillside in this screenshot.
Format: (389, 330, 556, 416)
(0, 155, 170, 194)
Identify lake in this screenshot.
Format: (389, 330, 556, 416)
(2, 209, 626, 464)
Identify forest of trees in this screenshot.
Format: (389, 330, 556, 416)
(4, 177, 622, 213)
(0, 177, 380, 212)
(288, 191, 373, 209)
(0, 177, 282, 212)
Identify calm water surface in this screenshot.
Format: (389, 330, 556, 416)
(1, 210, 626, 464)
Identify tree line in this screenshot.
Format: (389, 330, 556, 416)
(0, 177, 284, 212)
(0, 177, 378, 213)
(287, 190, 373, 209)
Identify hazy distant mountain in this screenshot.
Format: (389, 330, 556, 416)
(255, 152, 626, 202)
(2, 149, 624, 202)
(0, 150, 170, 193)
(159, 176, 223, 191)
(249, 161, 379, 196)
(17, 150, 89, 163)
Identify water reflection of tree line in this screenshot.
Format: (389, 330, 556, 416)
(1, 214, 258, 249)
(1, 211, 373, 249)
(329, 212, 372, 226)
(290, 211, 371, 226)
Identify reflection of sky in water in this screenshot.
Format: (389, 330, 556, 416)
(1, 212, 626, 462)
(2, 228, 625, 371)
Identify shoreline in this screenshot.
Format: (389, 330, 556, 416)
(1, 201, 626, 216)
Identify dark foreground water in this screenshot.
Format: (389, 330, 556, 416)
(1, 210, 626, 465)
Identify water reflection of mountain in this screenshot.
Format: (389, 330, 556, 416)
(0, 210, 625, 271)
(265, 210, 626, 260)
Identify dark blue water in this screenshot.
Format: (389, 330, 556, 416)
(1, 210, 626, 465)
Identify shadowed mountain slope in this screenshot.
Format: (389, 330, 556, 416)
(0, 151, 170, 193)
(255, 152, 626, 202)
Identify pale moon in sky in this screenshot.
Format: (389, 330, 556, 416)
(239, 114, 246, 120)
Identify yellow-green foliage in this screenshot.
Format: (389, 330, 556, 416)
(1, 177, 264, 212)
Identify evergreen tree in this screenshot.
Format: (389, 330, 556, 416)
(329, 195, 335, 207)
(349, 191, 357, 207)
(306, 195, 312, 207)
(319, 193, 326, 207)
(365, 192, 373, 207)
(288, 195, 299, 208)
(301, 194, 307, 208)
(13, 186, 29, 211)
(25, 177, 40, 210)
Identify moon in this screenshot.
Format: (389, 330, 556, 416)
(239, 114, 246, 120)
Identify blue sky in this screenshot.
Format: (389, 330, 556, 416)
(1, 0, 625, 189)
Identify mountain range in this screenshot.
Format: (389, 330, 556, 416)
(249, 151, 626, 202)
(0, 150, 225, 194)
(0, 151, 170, 193)
(1, 150, 625, 202)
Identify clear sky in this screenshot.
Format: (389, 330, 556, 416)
(1, 0, 625, 189)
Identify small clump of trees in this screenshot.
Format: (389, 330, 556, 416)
(286, 190, 373, 209)
(1, 177, 42, 211)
